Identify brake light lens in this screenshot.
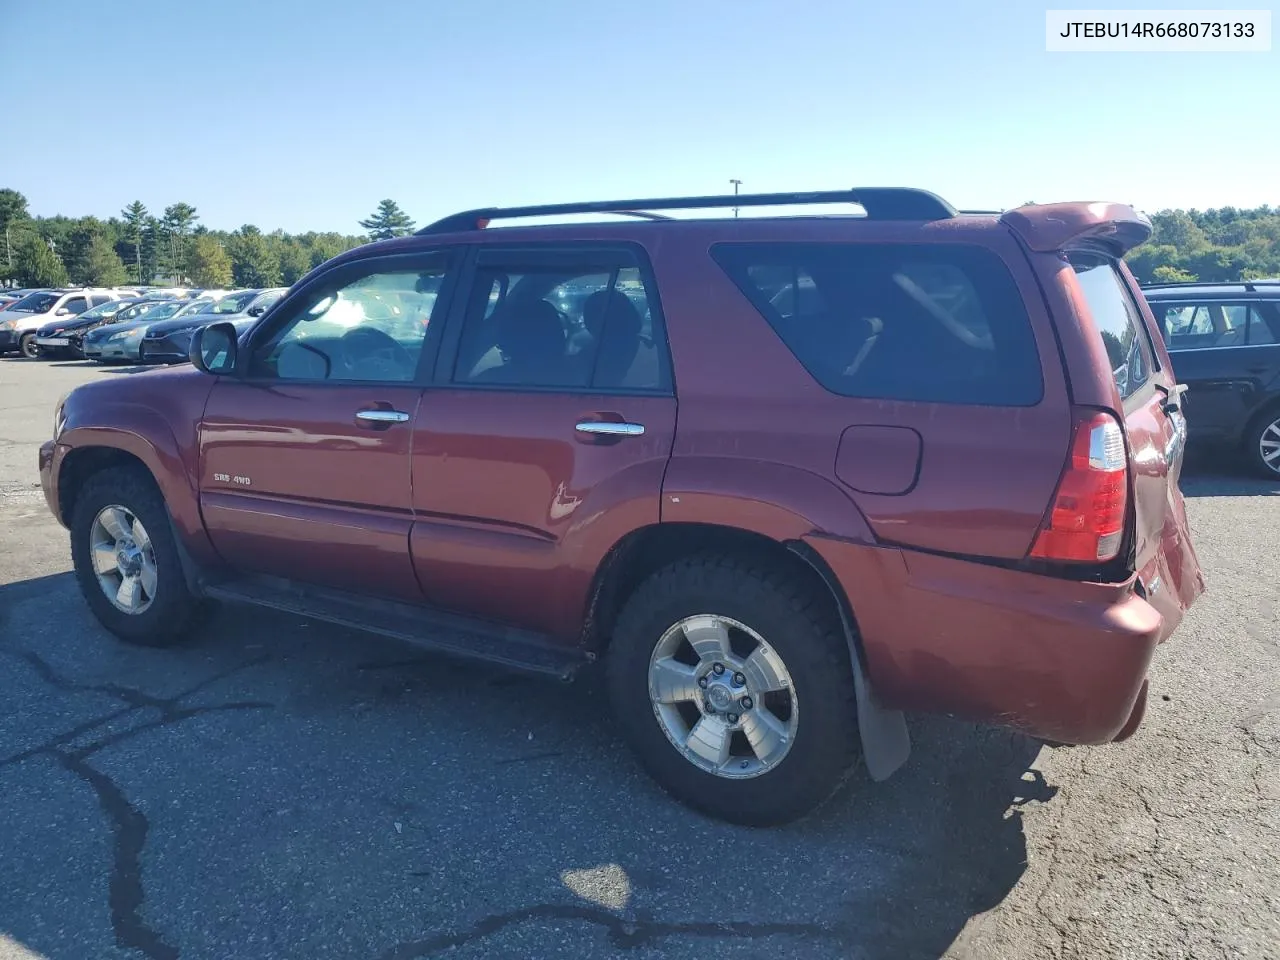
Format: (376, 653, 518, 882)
(1029, 412, 1128, 563)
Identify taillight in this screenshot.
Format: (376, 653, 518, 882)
(1029, 411, 1128, 563)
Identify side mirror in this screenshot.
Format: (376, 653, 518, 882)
(56, 307, 72, 316)
(247, 304, 266, 317)
(189, 322, 239, 374)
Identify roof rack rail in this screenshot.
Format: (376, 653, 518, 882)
(416, 187, 957, 235)
(1141, 278, 1280, 290)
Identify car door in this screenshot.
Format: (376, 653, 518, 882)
(198, 249, 459, 602)
(1148, 300, 1258, 439)
(410, 243, 677, 640)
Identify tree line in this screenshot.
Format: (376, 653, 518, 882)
(0, 189, 417, 289)
(4, 187, 1278, 290)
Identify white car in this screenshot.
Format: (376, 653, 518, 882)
(0, 288, 128, 358)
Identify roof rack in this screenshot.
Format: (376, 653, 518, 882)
(1141, 278, 1280, 291)
(417, 187, 957, 235)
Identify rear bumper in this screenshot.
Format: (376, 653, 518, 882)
(807, 535, 1187, 745)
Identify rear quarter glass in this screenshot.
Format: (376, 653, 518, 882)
(1067, 252, 1158, 402)
(709, 241, 1044, 406)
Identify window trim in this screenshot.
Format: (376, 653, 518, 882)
(430, 241, 676, 397)
(235, 248, 462, 387)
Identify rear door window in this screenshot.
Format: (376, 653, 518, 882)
(1153, 301, 1252, 351)
(711, 242, 1043, 406)
(1067, 253, 1153, 401)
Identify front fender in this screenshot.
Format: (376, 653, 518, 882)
(57, 394, 217, 569)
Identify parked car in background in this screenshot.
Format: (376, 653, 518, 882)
(65, 297, 174, 358)
(34, 297, 149, 358)
(140, 288, 286, 363)
(1142, 279, 1280, 478)
(1, 288, 39, 310)
(40, 187, 1204, 826)
(81, 298, 195, 363)
(0, 288, 127, 357)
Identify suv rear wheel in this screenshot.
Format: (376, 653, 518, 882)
(1245, 407, 1280, 479)
(607, 554, 861, 826)
(70, 466, 208, 646)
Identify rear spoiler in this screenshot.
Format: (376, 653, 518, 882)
(1000, 202, 1152, 257)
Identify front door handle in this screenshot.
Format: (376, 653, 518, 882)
(575, 420, 645, 437)
(356, 409, 410, 424)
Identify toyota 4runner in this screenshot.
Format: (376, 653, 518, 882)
(39, 187, 1206, 825)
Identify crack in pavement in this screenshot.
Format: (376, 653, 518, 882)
(377, 904, 852, 958)
(0, 649, 274, 959)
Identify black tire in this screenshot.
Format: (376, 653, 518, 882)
(1243, 405, 1280, 480)
(606, 554, 861, 826)
(18, 333, 38, 359)
(70, 466, 209, 647)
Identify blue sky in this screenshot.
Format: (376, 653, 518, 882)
(3, 0, 1276, 233)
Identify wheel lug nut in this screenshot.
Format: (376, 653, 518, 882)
(727, 714, 739, 724)
(741, 696, 753, 709)
(712, 663, 725, 675)
(698, 676, 709, 688)
(733, 672, 746, 686)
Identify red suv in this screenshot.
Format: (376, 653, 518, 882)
(39, 187, 1205, 825)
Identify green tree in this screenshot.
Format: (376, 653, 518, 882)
(359, 199, 415, 240)
(121, 201, 148, 282)
(1, 188, 32, 271)
(186, 234, 233, 287)
(14, 233, 69, 287)
(228, 225, 281, 287)
(85, 234, 128, 286)
(160, 202, 199, 282)
(63, 217, 105, 285)
(1151, 265, 1197, 284)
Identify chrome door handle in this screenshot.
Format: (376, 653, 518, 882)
(575, 420, 645, 437)
(356, 409, 410, 423)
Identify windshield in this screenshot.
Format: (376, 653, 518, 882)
(76, 300, 128, 321)
(211, 291, 258, 314)
(137, 300, 185, 321)
(173, 299, 214, 318)
(12, 292, 60, 313)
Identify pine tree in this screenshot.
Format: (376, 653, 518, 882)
(121, 201, 148, 283)
(359, 199, 415, 241)
(85, 234, 129, 286)
(161, 202, 199, 283)
(14, 233, 69, 287)
(1, 188, 32, 271)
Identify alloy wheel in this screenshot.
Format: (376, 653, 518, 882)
(647, 614, 798, 779)
(89, 504, 158, 614)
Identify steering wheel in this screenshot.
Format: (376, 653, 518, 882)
(339, 327, 415, 380)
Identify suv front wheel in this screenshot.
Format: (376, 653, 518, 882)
(607, 554, 861, 826)
(19, 332, 39, 359)
(70, 466, 208, 646)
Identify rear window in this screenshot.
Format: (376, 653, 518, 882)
(711, 242, 1043, 406)
(1068, 253, 1152, 401)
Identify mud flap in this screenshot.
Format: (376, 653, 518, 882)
(789, 543, 911, 781)
(850, 650, 912, 781)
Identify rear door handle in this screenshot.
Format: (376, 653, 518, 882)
(356, 409, 410, 424)
(575, 420, 645, 437)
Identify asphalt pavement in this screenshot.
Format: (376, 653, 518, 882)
(1, 356, 1277, 960)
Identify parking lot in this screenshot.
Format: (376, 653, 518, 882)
(1, 357, 1277, 960)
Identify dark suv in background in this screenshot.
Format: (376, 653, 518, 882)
(41, 188, 1204, 825)
(1142, 279, 1280, 477)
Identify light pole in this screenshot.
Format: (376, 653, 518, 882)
(729, 179, 742, 218)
